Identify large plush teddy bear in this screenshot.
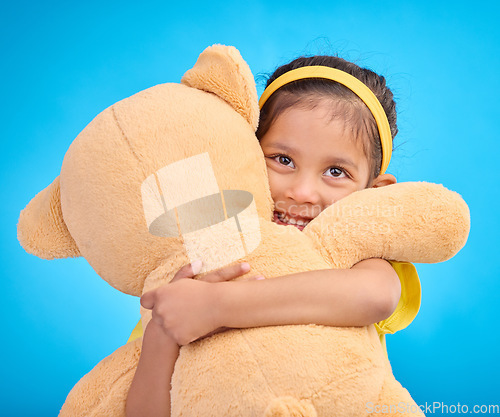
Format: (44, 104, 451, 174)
(18, 45, 469, 416)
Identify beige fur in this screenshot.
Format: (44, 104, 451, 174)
(18, 45, 469, 416)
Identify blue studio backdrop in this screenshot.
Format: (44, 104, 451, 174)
(2, 1, 499, 416)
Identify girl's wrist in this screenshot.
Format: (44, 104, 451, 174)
(213, 279, 258, 329)
(212, 280, 241, 329)
(144, 320, 179, 352)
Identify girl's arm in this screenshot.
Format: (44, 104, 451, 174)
(127, 262, 256, 417)
(126, 320, 178, 417)
(217, 258, 401, 329)
(143, 258, 400, 346)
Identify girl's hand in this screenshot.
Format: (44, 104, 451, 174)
(140, 261, 261, 345)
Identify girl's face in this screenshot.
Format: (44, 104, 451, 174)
(260, 102, 388, 231)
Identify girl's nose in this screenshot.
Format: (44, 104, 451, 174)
(285, 174, 321, 205)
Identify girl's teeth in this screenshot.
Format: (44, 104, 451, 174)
(275, 211, 310, 227)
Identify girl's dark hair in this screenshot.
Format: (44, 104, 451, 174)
(256, 56, 397, 179)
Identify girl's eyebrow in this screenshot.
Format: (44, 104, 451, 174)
(324, 156, 357, 170)
(262, 142, 297, 154)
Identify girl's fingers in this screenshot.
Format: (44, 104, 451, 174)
(240, 274, 265, 282)
(140, 290, 155, 310)
(199, 262, 251, 283)
(170, 260, 203, 283)
(168, 260, 254, 285)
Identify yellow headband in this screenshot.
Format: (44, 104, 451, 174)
(259, 66, 392, 175)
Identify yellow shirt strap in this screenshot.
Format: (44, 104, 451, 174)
(128, 320, 143, 343)
(375, 261, 421, 336)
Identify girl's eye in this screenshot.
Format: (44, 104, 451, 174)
(324, 167, 346, 178)
(274, 155, 295, 168)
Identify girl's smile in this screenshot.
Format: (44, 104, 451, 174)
(272, 210, 313, 231)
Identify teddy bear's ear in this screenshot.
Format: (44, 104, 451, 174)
(18, 176, 80, 259)
(181, 44, 259, 131)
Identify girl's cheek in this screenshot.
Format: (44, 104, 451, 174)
(269, 177, 287, 205)
(266, 171, 279, 196)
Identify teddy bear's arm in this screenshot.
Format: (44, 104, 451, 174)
(304, 182, 470, 269)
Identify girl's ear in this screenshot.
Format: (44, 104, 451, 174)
(17, 176, 80, 259)
(181, 44, 259, 131)
(371, 173, 397, 188)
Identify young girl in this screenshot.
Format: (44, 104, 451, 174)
(126, 55, 420, 417)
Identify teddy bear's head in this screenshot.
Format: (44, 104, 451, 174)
(18, 45, 274, 296)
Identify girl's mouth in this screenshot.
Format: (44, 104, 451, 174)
(273, 211, 311, 231)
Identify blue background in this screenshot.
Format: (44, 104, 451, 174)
(2, 1, 499, 415)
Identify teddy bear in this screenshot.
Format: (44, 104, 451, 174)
(18, 45, 470, 416)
